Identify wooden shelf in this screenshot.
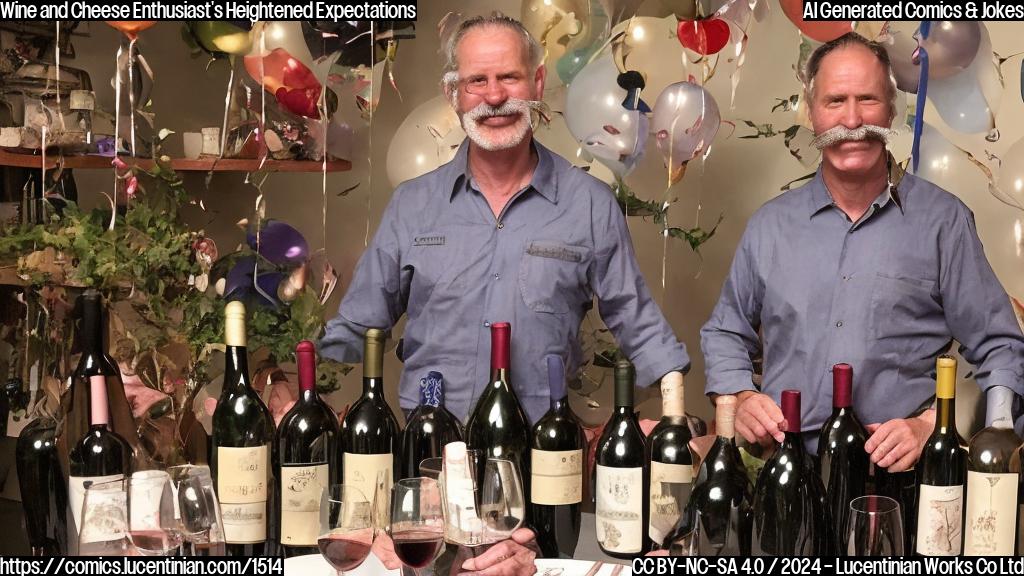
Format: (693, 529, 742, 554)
(0, 149, 351, 173)
(0, 267, 86, 288)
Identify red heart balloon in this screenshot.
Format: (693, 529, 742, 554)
(677, 18, 731, 56)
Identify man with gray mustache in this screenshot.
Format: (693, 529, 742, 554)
(702, 33, 1024, 471)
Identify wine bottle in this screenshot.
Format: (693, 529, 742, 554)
(400, 371, 465, 479)
(466, 322, 531, 506)
(276, 341, 339, 557)
(752, 390, 832, 555)
(963, 385, 1020, 556)
(646, 371, 693, 549)
(670, 395, 752, 556)
(211, 301, 275, 556)
(595, 359, 651, 557)
(340, 329, 400, 523)
(914, 355, 968, 556)
(817, 363, 868, 550)
(530, 354, 585, 558)
(16, 414, 68, 555)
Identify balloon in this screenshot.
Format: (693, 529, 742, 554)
(916, 21, 981, 80)
(523, 0, 604, 87)
(914, 123, 971, 184)
(884, 21, 921, 93)
(608, 16, 687, 106)
(106, 21, 155, 40)
(191, 21, 252, 56)
(676, 18, 731, 56)
(997, 136, 1024, 207)
(565, 56, 648, 178)
(655, 0, 701, 20)
(254, 21, 315, 73)
(927, 24, 1000, 135)
(244, 48, 323, 119)
(779, 0, 852, 42)
(599, 0, 644, 28)
(556, 41, 603, 84)
(247, 220, 310, 265)
(652, 80, 721, 185)
(386, 95, 464, 188)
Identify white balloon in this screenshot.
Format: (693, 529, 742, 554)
(386, 95, 465, 188)
(927, 24, 1000, 135)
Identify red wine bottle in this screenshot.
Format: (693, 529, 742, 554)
(276, 341, 339, 557)
(752, 390, 832, 555)
(530, 354, 585, 558)
(646, 371, 693, 548)
(340, 329, 400, 521)
(400, 371, 465, 479)
(817, 363, 868, 549)
(466, 323, 531, 505)
(915, 355, 967, 556)
(595, 359, 651, 557)
(16, 414, 68, 555)
(211, 301, 275, 556)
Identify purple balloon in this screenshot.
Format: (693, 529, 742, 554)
(246, 220, 309, 265)
(254, 271, 284, 306)
(223, 257, 257, 299)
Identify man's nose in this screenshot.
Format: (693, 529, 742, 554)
(482, 83, 508, 106)
(841, 101, 863, 128)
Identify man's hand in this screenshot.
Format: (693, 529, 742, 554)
(864, 410, 935, 472)
(371, 532, 403, 570)
(734, 391, 785, 445)
(460, 528, 538, 576)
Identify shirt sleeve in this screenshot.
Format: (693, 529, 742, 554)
(318, 186, 407, 364)
(940, 206, 1024, 397)
(700, 216, 766, 397)
(589, 192, 690, 388)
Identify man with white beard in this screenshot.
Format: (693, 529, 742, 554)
(321, 14, 689, 570)
(701, 32, 1024, 471)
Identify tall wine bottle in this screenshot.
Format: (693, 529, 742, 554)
(340, 329, 400, 522)
(400, 371, 465, 479)
(669, 395, 751, 556)
(752, 390, 832, 555)
(915, 355, 967, 556)
(817, 363, 868, 549)
(211, 301, 275, 556)
(16, 414, 68, 555)
(466, 322, 531, 505)
(963, 385, 1020, 556)
(276, 341, 339, 557)
(595, 359, 651, 557)
(530, 354, 585, 558)
(646, 371, 693, 548)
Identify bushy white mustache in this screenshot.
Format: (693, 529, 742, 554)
(463, 98, 547, 125)
(812, 124, 898, 150)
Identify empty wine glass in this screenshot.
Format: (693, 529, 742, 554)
(167, 465, 225, 555)
(478, 459, 525, 543)
(319, 484, 376, 576)
(78, 478, 130, 556)
(389, 478, 445, 576)
(127, 470, 183, 556)
(846, 495, 904, 556)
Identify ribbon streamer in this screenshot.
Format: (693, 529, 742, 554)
(911, 20, 930, 174)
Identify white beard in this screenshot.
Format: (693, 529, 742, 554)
(459, 98, 540, 151)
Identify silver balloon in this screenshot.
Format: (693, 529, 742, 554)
(928, 24, 1000, 135)
(997, 136, 1024, 209)
(652, 80, 721, 185)
(920, 21, 982, 80)
(385, 95, 464, 188)
(885, 21, 920, 94)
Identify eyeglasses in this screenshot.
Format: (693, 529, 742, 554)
(455, 74, 529, 96)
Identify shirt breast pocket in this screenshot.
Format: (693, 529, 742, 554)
(519, 241, 591, 314)
(870, 271, 937, 342)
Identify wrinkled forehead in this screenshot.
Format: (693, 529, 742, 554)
(455, 26, 531, 74)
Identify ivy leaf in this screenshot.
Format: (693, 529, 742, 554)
(666, 213, 725, 255)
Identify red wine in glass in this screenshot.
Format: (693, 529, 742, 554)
(318, 534, 373, 573)
(392, 530, 445, 568)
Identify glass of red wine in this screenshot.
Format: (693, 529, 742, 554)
(845, 495, 904, 556)
(389, 478, 445, 576)
(319, 484, 376, 576)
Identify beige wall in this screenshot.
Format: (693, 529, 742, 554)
(67, 12, 1024, 433)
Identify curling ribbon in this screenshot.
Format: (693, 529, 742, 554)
(911, 20, 930, 174)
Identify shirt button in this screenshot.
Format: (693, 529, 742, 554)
(497, 222, 504, 229)
(836, 321, 843, 328)
(493, 273, 500, 280)
(484, 321, 491, 327)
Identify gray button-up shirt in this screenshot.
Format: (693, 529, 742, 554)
(321, 139, 689, 423)
(702, 164, 1024, 445)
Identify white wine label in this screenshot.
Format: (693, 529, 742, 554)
(916, 484, 963, 556)
(964, 471, 1018, 555)
(649, 461, 693, 544)
(596, 464, 643, 554)
(531, 449, 583, 505)
(344, 452, 393, 526)
(69, 474, 124, 534)
(217, 445, 269, 544)
(280, 463, 330, 546)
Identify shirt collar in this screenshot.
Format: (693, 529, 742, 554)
(808, 152, 906, 218)
(443, 137, 558, 204)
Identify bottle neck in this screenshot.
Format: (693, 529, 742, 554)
(223, 345, 251, 392)
(363, 376, 383, 397)
(934, 396, 956, 434)
(661, 372, 685, 418)
(490, 367, 510, 386)
(550, 395, 569, 412)
(987, 386, 1015, 429)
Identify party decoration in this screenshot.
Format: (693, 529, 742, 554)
(106, 21, 156, 41)
(676, 18, 731, 56)
(779, 0, 851, 42)
(386, 95, 464, 188)
(244, 48, 324, 119)
(885, 21, 922, 93)
(606, 16, 687, 108)
(915, 21, 982, 80)
(911, 21, 931, 174)
(246, 220, 310, 266)
(190, 21, 253, 56)
(927, 23, 1001, 136)
(655, 0, 700, 20)
(997, 136, 1024, 209)
(652, 80, 721, 185)
(599, 0, 644, 28)
(522, 0, 606, 86)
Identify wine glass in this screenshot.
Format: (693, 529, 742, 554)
(478, 458, 525, 543)
(319, 484, 376, 576)
(167, 464, 225, 555)
(846, 495, 904, 556)
(78, 477, 130, 556)
(389, 478, 446, 576)
(127, 470, 184, 556)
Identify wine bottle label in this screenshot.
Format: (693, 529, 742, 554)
(596, 464, 643, 554)
(69, 474, 124, 535)
(343, 452, 393, 525)
(280, 463, 330, 547)
(217, 445, 269, 543)
(649, 461, 693, 544)
(530, 449, 583, 505)
(915, 484, 963, 556)
(964, 471, 1018, 555)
